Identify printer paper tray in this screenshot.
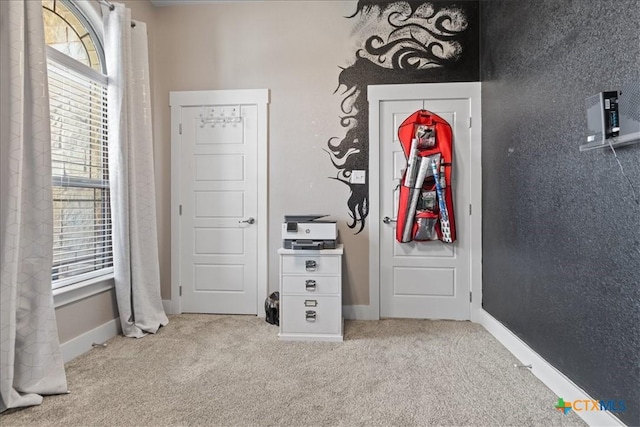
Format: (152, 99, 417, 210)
(284, 240, 337, 250)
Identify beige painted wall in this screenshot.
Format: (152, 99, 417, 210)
(153, 1, 371, 306)
(56, 288, 119, 344)
(55, 0, 374, 346)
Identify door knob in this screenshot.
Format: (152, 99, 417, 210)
(383, 216, 397, 224)
(239, 217, 255, 224)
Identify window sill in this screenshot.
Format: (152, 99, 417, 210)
(53, 273, 115, 308)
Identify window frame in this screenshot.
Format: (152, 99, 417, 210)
(42, 0, 106, 73)
(44, 0, 114, 296)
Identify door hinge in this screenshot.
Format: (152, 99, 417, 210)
(179, 285, 182, 296)
(179, 205, 182, 215)
(470, 291, 472, 302)
(469, 117, 472, 128)
(179, 123, 182, 135)
(469, 204, 472, 215)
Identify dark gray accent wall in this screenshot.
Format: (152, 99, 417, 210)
(480, 1, 640, 425)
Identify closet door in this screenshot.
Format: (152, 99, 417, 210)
(171, 90, 268, 314)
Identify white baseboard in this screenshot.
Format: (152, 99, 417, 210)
(479, 309, 625, 427)
(162, 299, 173, 315)
(60, 318, 121, 363)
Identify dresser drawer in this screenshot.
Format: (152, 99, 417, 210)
(281, 255, 340, 275)
(281, 295, 341, 335)
(281, 275, 340, 295)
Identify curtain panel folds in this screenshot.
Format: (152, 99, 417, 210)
(103, 3, 168, 338)
(0, 0, 68, 412)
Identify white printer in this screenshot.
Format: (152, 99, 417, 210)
(282, 215, 338, 250)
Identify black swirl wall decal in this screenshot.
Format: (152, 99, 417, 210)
(328, 1, 479, 233)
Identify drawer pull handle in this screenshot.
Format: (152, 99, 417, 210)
(304, 299, 317, 307)
(305, 280, 317, 291)
(305, 260, 317, 271)
(305, 310, 317, 322)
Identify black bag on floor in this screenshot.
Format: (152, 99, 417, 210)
(265, 291, 279, 326)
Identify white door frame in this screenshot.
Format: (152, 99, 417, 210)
(367, 82, 482, 322)
(169, 89, 269, 316)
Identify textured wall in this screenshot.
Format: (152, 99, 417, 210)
(480, 1, 640, 425)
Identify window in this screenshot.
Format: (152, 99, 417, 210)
(43, 0, 113, 289)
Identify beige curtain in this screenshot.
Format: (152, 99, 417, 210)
(103, 3, 169, 338)
(0, 0, 68, 412)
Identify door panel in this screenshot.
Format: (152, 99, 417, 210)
(393, 267, 455, 296)
(195, 155, 244, 180)
(195, 191, 244, 217)
(380, 98, 471, 320)
(194, 264, 244, 291)
(180, 105, 258, 314)
(194, 229, 244, 254)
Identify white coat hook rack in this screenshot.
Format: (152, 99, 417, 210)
(199, 106, 243, 128)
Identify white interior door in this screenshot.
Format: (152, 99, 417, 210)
(171, 90, 269, 315)
(378, 97, 472, 320)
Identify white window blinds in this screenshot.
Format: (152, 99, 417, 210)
(47, 47, 113, 289)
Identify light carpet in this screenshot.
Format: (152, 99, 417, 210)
(2, 314, 586, 426)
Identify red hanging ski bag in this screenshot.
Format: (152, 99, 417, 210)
(396, 110, 456, 244)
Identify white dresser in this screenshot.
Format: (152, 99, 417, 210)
(278, 244, 343, 342)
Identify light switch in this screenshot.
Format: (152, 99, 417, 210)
(351, 170, 366, 184)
